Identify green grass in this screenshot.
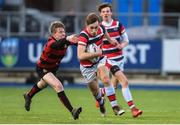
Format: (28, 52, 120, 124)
(0, 86, 180, 124)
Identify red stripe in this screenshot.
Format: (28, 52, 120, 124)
(128, 101, 134, 107)
(101, 88, 106, 95)
(79, 36, 88, 43)
(80, 60, 93, 66)
(107, 94, 116, 102)
(112, 20, 117, 26)
(120, 25, 125, 34)
(106, 51, 123, 58)
(108, 32, 120, 37)
(105, 60, 112, 69)
(102, 44, 115, 49)
(29, 87, 39, 97)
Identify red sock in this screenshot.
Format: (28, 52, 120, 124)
(57, 91, 73, 112)
(128, 101, 135, 109)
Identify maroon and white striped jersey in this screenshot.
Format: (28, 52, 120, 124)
(78, 25, 105, 67)
(101, 19, 128, 61)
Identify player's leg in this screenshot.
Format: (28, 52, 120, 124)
(25, 79, 47, 98)
(42, 72, 82, 120)
(23, 66, 50, 111)
(112, 66, 142, 118)
(88, 78, 106, 117)
(80, 64, 105, 116)
(23, 79, 47, 111)
(96, 71, 118, 100)
(111, 75, 119, 89)
(97, 65, 125, 116)
(95, 87, 105, 108)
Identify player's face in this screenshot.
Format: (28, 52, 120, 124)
(100, 7, 112, 22)
(87, 21, 99, 36)
(53, 27, 66, 40)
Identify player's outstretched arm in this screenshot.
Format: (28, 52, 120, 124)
(66, 34, 79, 44)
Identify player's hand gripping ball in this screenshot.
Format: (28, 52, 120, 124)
(86, 43, 100, 63)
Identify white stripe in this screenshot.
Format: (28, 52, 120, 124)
(108, 55, 123, 60)
(107, 54, 123, 59)
(80, 31, 89, 37)
(78, 41, 86, 46)
(121, 32, 129, 43)
(105, 25, 118, 29)
(102, 47, 117, 51)
(103, 35, 120, 41)
(89, 33, 104, 41)
(82, 64, 92, 67)
(104, 21, 119, 29)
(130, 105, 135, 109)
(102, 19, 113, 27)
(110, 100, 118, 107)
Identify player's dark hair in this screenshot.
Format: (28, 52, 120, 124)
(49, 21, 65, 34)
(86, 13, 100, 25)
(97, 2, 112, 12)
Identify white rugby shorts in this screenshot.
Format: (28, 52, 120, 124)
(106, 57, 125, 71)
(80, 57, 106, 83)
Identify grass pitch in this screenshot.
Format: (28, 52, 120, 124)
(0, 86, 180, 124)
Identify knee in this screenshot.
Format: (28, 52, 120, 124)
(55, 82, 64, 91)
(101, 76, 110, 85)
(37, 80, 47, 89)
(41, 83, 48, 89)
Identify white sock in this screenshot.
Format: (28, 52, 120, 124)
(96, 91, 103, 105)
(122, 87, 133, 102)
(105, 85, 118, 107)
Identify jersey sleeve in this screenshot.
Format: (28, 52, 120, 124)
(78, 32, 88, 46)
(118, 23, 126, 35)
(100, 24, 106, 34)
(50, 38, 67, 49)
(118, 22, 129, 43)
(65, 36, 77, 46)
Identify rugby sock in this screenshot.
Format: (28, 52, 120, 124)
(100, 88, 106, 97)
(28, 84, 42, 98)
(128, 101, 135, 109)
(57, 91, 73, 112)
(94, 91, 104, 105)
(105, 85, 118, 107)
(122, 87, 135, 109)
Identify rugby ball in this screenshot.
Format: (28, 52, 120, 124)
(86, 43, 100, 63)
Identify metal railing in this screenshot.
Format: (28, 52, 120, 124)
(1, 11, 180, 39)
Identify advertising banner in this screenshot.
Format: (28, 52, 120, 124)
(0, 38, 162, 72)
(124, 40, 162, 71)
(0, 38, 79, 70)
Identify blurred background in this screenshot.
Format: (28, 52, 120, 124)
(0, 0, 180, 87)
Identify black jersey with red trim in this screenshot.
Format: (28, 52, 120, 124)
(37, 36, 73, 71)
